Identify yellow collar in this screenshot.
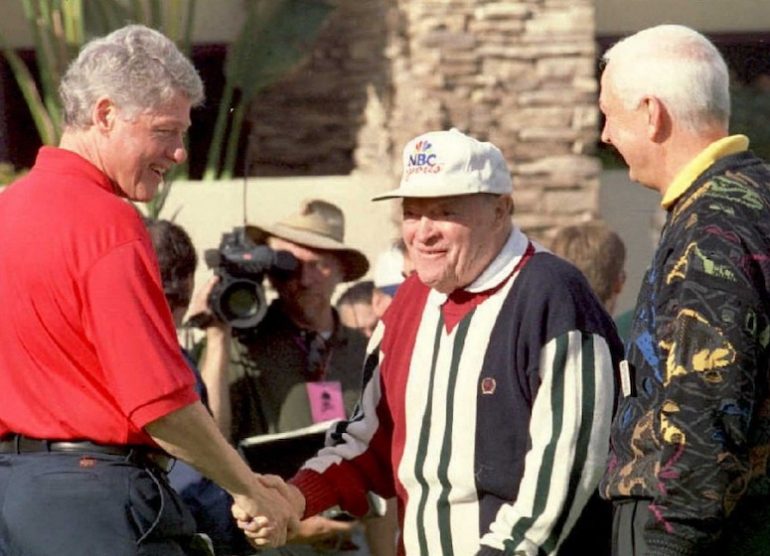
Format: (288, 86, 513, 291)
(661, 135, 750, 209)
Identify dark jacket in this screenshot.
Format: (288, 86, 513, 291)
(230, 300, 368, 442)
(602, 150, 770, 555)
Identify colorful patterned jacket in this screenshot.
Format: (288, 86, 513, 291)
(601, 147, 770, 555)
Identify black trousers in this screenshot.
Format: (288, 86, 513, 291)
(612, 498, 770, 556)
(0, 451, 197, 556)
(611, 499, 650, 556)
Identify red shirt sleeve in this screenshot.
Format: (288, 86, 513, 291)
(82, 239, 198, 432)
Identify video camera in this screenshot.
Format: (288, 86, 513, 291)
(201, 227, 298, 329)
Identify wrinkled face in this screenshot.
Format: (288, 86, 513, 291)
(267, 237, 344, 318)
(338, 301, 379, 338)
(402, 194, 508, 294)
(599, 66, 654, 188)
(100, 92, 191, 202)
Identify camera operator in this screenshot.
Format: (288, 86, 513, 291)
(199, 199, 381, 554)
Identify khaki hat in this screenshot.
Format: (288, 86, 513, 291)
(246, 199, 369, 282)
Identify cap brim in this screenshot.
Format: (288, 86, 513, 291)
(371, 189, 404, 201)
(371, 187, 462, 201)
(372, 183, 510, 201)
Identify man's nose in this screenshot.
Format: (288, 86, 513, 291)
(600, 121, 611, 145)
(300, 262, 320, 286)
(415, 216, 437, 242)
(170, 146, 187, 164)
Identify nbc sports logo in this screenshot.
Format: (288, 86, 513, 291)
(408, 141, 437, 167)
(405, 140, 441, 178)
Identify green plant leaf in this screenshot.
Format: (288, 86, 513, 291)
(0, 37, 58, 145)
(226, 0, 333, 102)
(204, 0, 333, 179)
(140, 177, 175, 220)
(85, 0, 132, 37)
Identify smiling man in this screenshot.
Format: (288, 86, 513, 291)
(240, 129, 623, 555)
(0, 25, 297, 555)
(598, 25, 770, 556)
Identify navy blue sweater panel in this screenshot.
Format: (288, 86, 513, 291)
(473, 251, 622, 537)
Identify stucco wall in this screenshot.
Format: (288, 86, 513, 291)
(596, 0, 770, 35)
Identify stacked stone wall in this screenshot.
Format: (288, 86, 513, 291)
(246, 0, 600, 240)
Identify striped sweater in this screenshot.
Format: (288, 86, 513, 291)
(292, 228, 622, 555)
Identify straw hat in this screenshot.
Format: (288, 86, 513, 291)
(246, 199, 369, 282)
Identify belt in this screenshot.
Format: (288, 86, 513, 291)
(0, 434, 173, 472)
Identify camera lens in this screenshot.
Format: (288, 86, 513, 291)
(224, 285, 259, 318)
(211, 278, 267, 329)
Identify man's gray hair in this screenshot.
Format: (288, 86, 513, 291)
(60, 24, 204, 127)
(602, 24, 730, 133)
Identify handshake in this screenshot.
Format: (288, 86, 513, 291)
(230, 474, 361, 549)
(230, 474, 306, 548)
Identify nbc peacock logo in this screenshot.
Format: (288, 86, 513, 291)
(406, 139, 441, 178)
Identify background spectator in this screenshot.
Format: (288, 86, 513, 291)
(550, 221, 631, 341)
(337, 280, 378, 338)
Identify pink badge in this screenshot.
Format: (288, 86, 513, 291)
(306, 381, 346, 423)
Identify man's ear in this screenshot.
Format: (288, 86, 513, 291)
(614, 269, 627, 295)
(644, 96, 670, 142)
(92, 97, 117, 131)
(496, 194, 514, 221)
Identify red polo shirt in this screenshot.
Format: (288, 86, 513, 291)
(0, 147, 197, 446)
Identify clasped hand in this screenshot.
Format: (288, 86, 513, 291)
(231, 474, 306, 547)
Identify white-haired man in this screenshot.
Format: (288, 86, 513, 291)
(0, 25, 295, 554)
(599, 25, 770, 555)
(241, 129, 623, 554)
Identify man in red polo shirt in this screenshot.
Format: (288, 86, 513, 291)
(0, 25, 297, 555)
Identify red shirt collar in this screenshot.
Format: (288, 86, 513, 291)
(34, 146, 118, 196)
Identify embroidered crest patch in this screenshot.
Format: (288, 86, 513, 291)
(481, 377, 496, 395)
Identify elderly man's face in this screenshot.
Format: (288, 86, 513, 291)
(267, 237, 344, 315)
(599, 66, 657, 189)
(101, 92, 191, 202)
(402, 194, 508, 294)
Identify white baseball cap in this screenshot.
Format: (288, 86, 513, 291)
(372, 128, 512, 201)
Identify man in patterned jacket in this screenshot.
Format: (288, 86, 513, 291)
(239, 129, 623, 554)
(599, 25, 770, 555)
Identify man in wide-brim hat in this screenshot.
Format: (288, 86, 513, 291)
(201, 198, 374, 554)
(245, 199, 369, 332)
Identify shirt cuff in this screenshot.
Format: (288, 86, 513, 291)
(129, 386, 200, 431)
(290, 469, 340, 519)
